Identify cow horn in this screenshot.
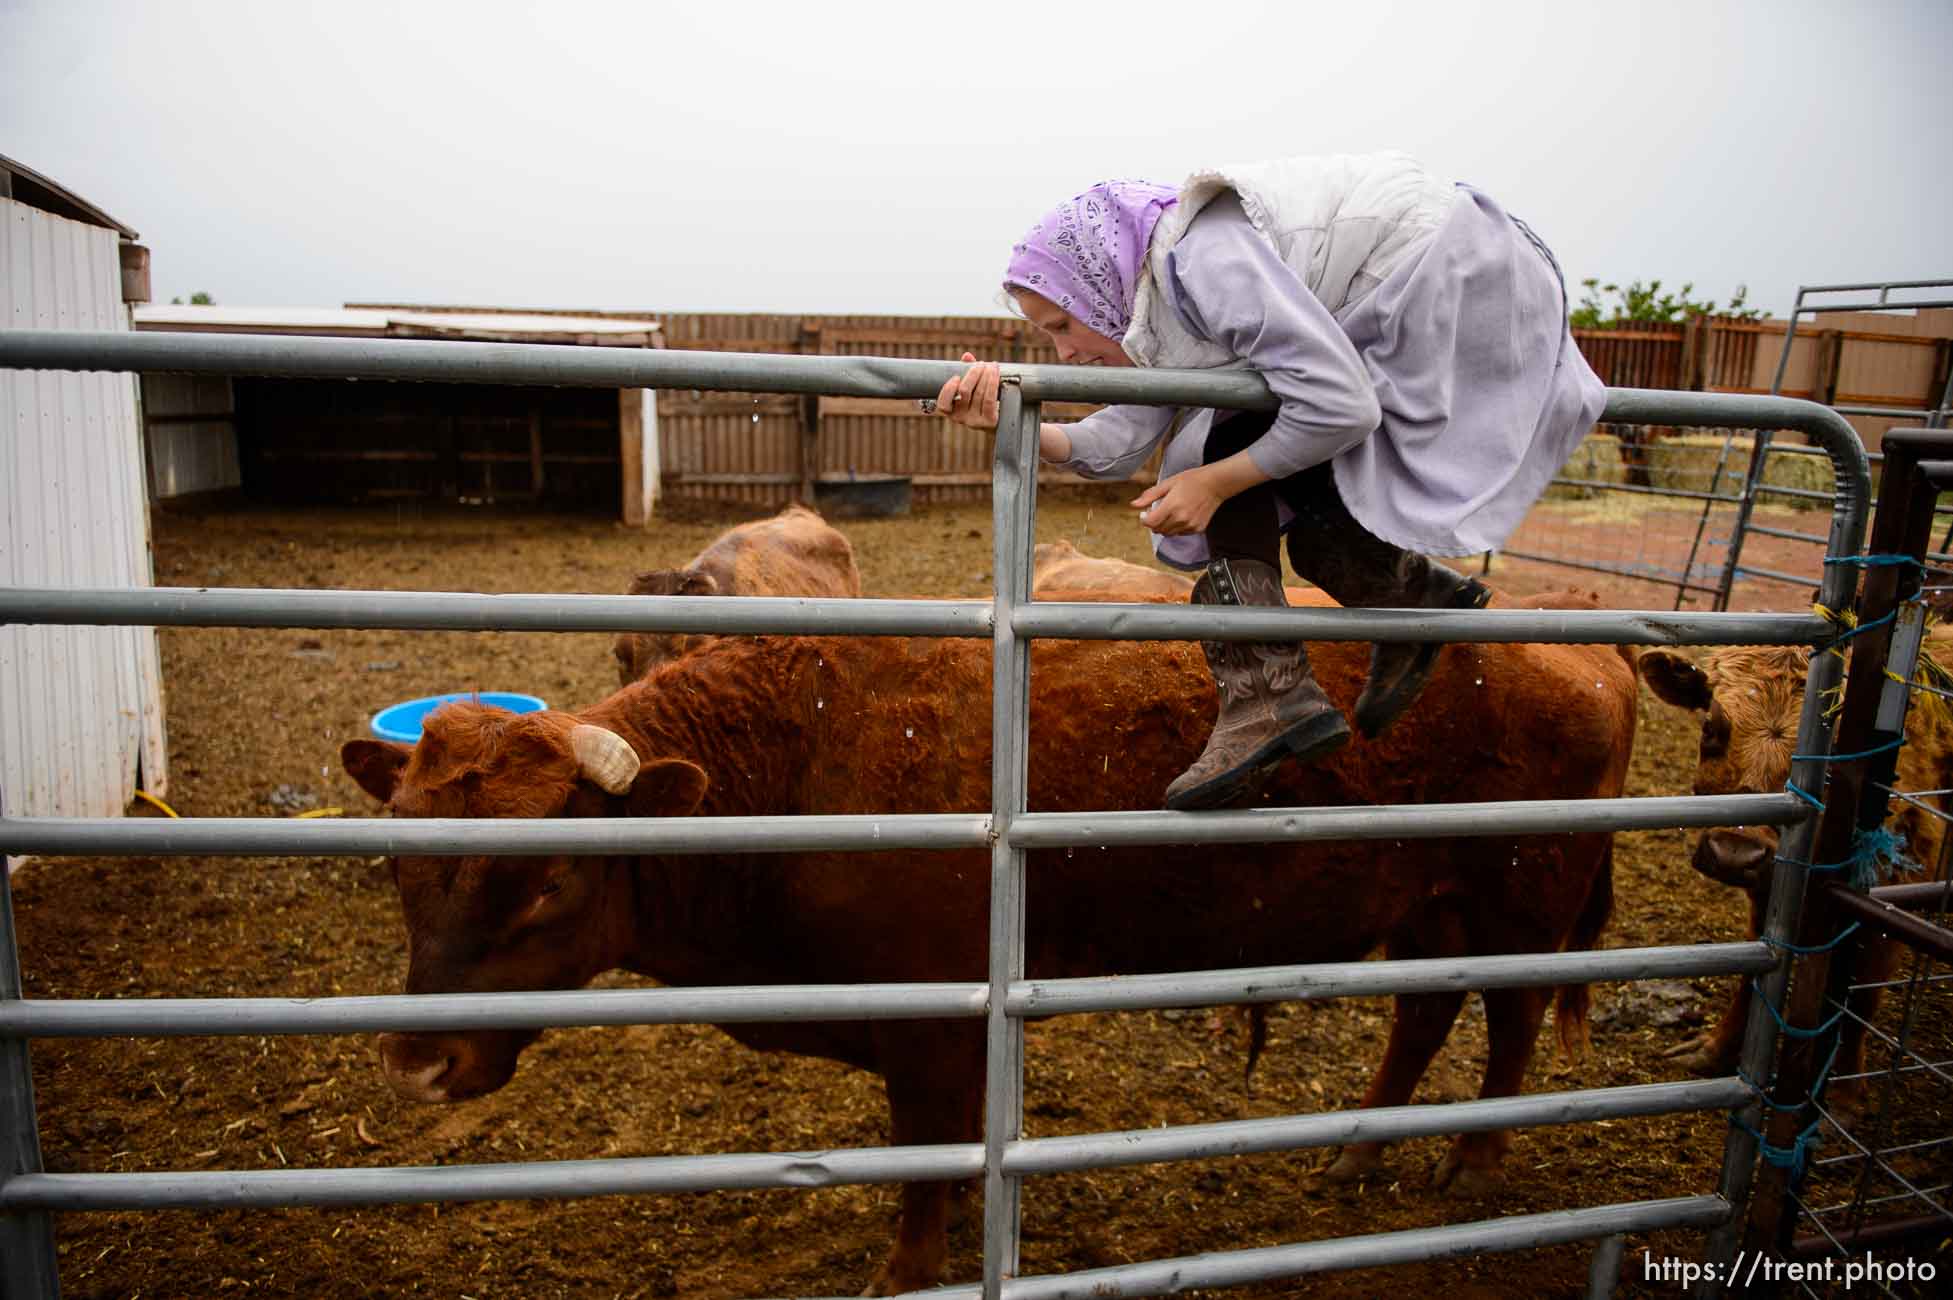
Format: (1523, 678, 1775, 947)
(569, 724, 639, 795)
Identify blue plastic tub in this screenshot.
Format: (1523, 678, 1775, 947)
(369, 692, 548, 744)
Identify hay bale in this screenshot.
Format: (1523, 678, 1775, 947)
(1643, 434, 1836, 510)
(1545, 432, 1625, 500)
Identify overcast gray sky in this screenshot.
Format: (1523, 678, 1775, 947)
(4, 0, 1948, 319)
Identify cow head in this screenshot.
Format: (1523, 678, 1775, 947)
(341, 703, 707, 1103)
(1642, 646, 1809, 890)
(613, 568, 720, 686)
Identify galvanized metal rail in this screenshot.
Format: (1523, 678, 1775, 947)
(0, 329, 1875, 1299)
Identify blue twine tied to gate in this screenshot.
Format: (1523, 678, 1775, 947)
(1844, 825, 1917, 888)
(1824, 553, 1926, 570)
(1750, 978, 1847, 1040)
(1739, 1035, 1846, 1114)
(1791, 736, 1904, 764)
(1773, 819, 1917, 890)
(1720, 553, 1931, 1193)
(1731, 1033, 1844, 1186)
(1733, 1114, 1825, 1183)
(1762, 920, 1863, 955)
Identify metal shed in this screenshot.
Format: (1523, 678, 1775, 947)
(134, 306, 665, 523)
(0, 155, 167, 866)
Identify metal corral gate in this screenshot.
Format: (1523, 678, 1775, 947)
(1708, 281, 1953, 610)
(0, 331, 1877, 1298)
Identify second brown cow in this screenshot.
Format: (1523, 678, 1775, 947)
(612, 503, 862, 684)
(1031, 538, 1194, 598)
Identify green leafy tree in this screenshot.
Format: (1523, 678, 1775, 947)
(169, 291, 217, 306)
(1570, 278, 1761, 329)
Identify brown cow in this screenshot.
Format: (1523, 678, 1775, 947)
(1641, 642, 1953, 1093)
(612, 503, 861, 684)
(1031, 538, 1195, 598)
(344, 598, 1635, 1294)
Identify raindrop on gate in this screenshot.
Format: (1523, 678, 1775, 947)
(816, 698, 825, 710)
(904, 726, 914, 738)
(1475, 677, 1484, 686)
(752, 413, 760, 424)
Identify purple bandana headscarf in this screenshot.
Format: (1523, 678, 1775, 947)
(1003, 180, 1179, 340)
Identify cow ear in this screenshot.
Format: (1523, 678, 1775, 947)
(676, 569, 719, 598)
(625, 569, 672, 596)
(1642, 650, 1712, 711)
(625, 759, 709, 818)
(342, 739, 412, 803)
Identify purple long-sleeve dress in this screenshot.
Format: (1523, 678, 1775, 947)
(1050, 186, 1605, 567)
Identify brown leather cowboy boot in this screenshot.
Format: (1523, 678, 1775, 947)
(1280, 461, 1497, 739)
(1164, 557, 1351, 811)
(1356, 560, 1492, 737)
(1300, 542, 1491, 739)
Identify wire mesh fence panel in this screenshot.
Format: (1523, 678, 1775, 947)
(1494, 423, 1836, 609)
(1787, 893, 1953, 1294)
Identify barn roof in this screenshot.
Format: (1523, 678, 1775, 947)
(0, 153, 141, 240)
(133, 304, 663, 346)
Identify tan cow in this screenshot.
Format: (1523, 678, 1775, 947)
(1031, 538, 1194, 598)
(1641, 641, 1953, 1091)
(612, 504, 861, 684)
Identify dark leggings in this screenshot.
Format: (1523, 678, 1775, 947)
(1199, 409, 1406, 589)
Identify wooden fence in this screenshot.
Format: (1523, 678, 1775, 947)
(1576, 313, 1952, 452)
(355, 304, 1952, 509)
(1572, 315, 1764, 394)
(646, 312, 1131, 507)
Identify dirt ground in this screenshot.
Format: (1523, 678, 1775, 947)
(10, 490, 1949, 1299)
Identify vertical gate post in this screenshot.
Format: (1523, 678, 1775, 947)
(2, 789, 62, 1297)
(982, 382, 1036, 1297)
(1585, 1233, 1626, 1299)
(797, 318, 822, 505)
(1746, 431, 1944, 1260)
(1699, 598, 1846, 1294)
(1712, 428, 1777, 612)
(1701, 412, 1869, 1291)
(1714, 292, 1814, 611)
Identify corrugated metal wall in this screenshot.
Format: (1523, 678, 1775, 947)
(1, 198, 168, 857)
(141, 371, 240, 498)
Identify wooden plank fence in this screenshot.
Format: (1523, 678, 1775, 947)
(648, 312, 1119, 507)
(354, 304, 1952, 509)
